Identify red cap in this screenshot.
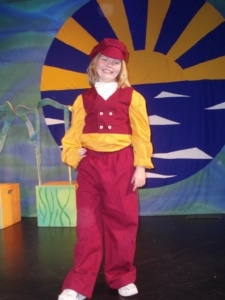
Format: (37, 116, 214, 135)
(89, 38, 129, 62)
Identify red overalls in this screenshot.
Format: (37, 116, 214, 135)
(62, 88, 139, 299)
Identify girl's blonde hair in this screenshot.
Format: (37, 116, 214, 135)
(87, 53, 131, 88)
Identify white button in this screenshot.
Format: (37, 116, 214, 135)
(99, 125, 104, 129)
(108, 125, 112, 130)
(109, 112, 113, 116)
(100, 112, 103, 115)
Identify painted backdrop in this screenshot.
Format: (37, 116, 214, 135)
(0, 0, 225, 217)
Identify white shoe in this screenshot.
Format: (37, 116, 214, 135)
(58, 289, 86, 300)
(78, 294, 86, 300)
(118, 283, 138, 297)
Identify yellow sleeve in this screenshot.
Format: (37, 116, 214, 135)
(61, 95, 86, 169)
(129, 90, 154, 169)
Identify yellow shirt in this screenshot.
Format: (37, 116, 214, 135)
(61, 89, 154, 170)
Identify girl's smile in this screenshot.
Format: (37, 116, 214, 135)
(96, 55, 122, 82)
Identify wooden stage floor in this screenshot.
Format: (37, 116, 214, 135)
(1, 215, 225, 300)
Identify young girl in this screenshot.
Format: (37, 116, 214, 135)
(58, 38, 154, 300)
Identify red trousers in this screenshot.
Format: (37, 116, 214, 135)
(62, 146, 139, 298)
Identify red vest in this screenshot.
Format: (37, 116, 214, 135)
(82, 87, 133, 134)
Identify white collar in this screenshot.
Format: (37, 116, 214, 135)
(95, 82, 118, 100)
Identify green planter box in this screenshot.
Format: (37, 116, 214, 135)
(36, 181, 77, 227)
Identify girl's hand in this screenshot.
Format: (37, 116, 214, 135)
(78, 148, 87, 158)
(131, 166, 146, 191)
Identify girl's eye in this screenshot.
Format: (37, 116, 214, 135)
(100, 57, 121, 65)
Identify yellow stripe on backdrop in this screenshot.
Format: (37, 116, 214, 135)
(146, 0, 171, 52)
(184, 56, 225, 80)
(97, 0, 134, 51)
(167, 2, 225, 61)
(40, 65, 89, 91)
(56, 17, 98, 55)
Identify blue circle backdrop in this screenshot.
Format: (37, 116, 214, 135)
(40, 0, 225, 189)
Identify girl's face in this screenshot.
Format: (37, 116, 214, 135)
(96, 54, 122, 82)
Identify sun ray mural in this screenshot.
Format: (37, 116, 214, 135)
(40, 0, 225, 189)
